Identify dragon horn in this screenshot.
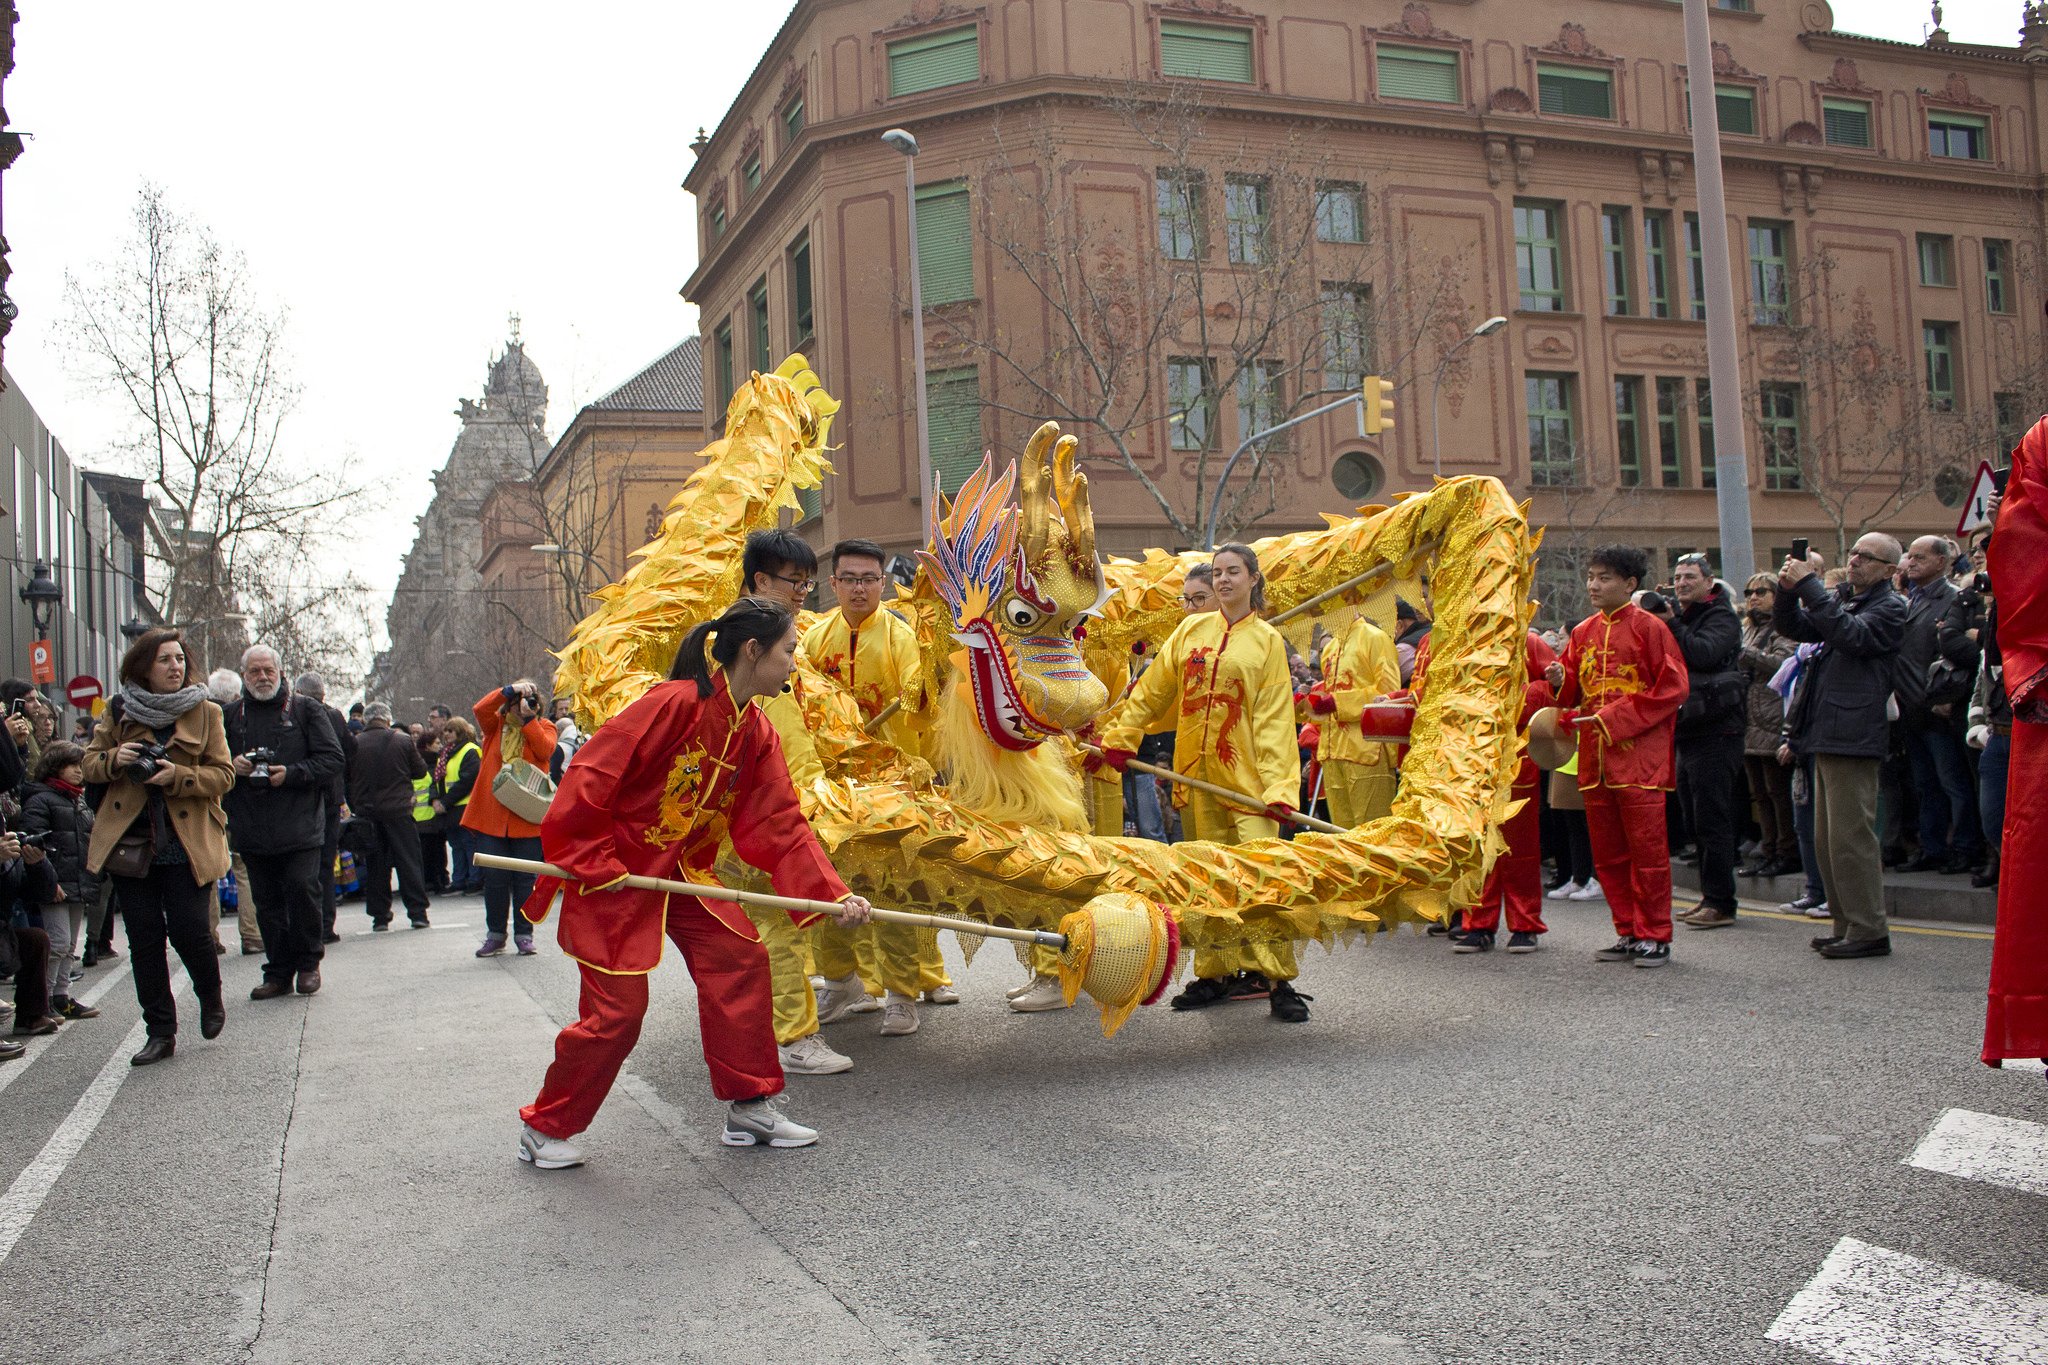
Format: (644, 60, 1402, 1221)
(1050, 433, 1096, 568)
(1019, 421, 1060, 569)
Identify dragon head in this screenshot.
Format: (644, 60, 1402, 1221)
(918, 422, 1109, 750)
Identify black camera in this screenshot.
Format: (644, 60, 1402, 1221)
(501, 684, 539, 714)
(128, 741, 170, 779)
(17, 830, 49, 849)
(1638, 590, 1671, 616)
(244, 747, 280, 781)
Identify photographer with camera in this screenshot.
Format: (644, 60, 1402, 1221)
(348, 702, 430, 929)
(223, 646, 344, 1000)
(460, 679, 556, 956)
(82, 627, 235, 1065)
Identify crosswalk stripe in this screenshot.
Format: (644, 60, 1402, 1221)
(1766, 1236, 2048, 1364)
(1908, 1107, 2048, 1197)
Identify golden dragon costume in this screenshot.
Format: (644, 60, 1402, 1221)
(553, 357, 1536, 1035)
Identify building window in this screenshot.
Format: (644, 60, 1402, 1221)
(1236, 360, 1285, 448)
(713, 320, 734, 418)
(1929, 112, 1990, 161)
(749, 278, 771, 373)
(1515, 200, 1565, 312)
(1316, 182, 1365, 244)
(1320, 284, 1373, 393)
(1684, 213, 1705, 321)
(1167, 357, 1216, 451)
(1656, 377, 1686, 487)
(926, 365, 984, 495)
(1601, 207, 1634, 317)
(1823, 97, 1872, 149)
(915, 182, 973, 305)
(887, 26, 980, 98)
(1644, 211, 1673, 319)
(1159, 20, 1253, 83)
(1615, 376, 1644, 487)
(710, 203, 727, 241)
(743, 154, 762, 197)
(1331, 450, 1384, 501)
(1696, 379, 1717, 488)
(1986, 239, 2012, 314)
(1537, 64, 1614, 120)
(1376, 44, 1460, 103)
(1526, 373, 1577, 486)
(1715, 84, 1757, 135)
(1918, 234, 1955, 288)
(783, 96, 805, 146)
(1748, 220, 1791, 326)
(1157, 172, 1204, 260)
(1224, 176, 1269, 265)
(1759, 383, 1803, 491)
(1923, 322, 1957, 411)
(788, 233, 814, 341)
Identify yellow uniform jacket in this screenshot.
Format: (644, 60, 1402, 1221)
(1317, 616, 1401, 769)
(801, 606, 924, 755)
(1103, 610, 1297, 810)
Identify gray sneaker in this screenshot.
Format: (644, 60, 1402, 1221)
(517, 1124, 585, 1169)
(722, 1097, 818, 1149)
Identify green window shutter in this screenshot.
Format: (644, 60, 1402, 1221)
(1822, 99, 1870, 148)
(1376, 45, 1459, 102)
(1538, 65, 1613, 119)
(1715, 84, 1756, 135)
(797, 484, 823, 523)
(1160, 21, 1253, 83)
(926, 366, 984, 495)
(915, 183, 973, 305)
(888, 27, 979, 97)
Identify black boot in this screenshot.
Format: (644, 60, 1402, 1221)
(1972, 852, 2001, 889)
(131, 1037, 175, 1066)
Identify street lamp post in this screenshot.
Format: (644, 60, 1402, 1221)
(20, 559, 61, 696)
(1430, 315, 1509, 481)
(881, 128, 935, 520)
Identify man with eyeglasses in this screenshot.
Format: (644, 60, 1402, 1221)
(1645, 554, 1747, 930)
(1775, 533, 1908, 958)
(1892, 535, 1985, 875)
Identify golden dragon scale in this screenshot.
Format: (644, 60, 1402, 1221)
(552, 357, 1534, 971)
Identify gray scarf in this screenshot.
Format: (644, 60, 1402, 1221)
(118, 682, 209, 731)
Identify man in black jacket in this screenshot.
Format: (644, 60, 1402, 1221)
(294, 672, 355, 943)
(1894, 535, 1983, 873)
(223, 647, 344, 999)
(349, 701, 430, 929)
(1776, 533, 1909, 958)
(1651, 554, 1747, 928)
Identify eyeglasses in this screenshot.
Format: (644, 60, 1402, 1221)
(1847, 550, 1898, 566)
(770, 574, 814, 593)
(1177, 594, 1209, 607)
(834, 573, 885, 587)
(1743, 588, 1772, 597)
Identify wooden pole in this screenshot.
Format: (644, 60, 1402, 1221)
(1267, 535, 1442, 627)
(1081, 744, 1348, 834)
(861, 699, 902, 735)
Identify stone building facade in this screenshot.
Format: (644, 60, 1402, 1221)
(682, 0, 2048, 618)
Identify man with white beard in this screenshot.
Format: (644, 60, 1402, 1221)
(220, 645, 345, 998)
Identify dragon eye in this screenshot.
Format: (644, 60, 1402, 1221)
(1002, 598, 1044, 630)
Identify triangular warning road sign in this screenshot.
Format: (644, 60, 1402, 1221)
(1957, 460, 2000, 538)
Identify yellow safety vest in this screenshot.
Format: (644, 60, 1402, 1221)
(444, 742, 480, 807)
(411, 772, 435, 823)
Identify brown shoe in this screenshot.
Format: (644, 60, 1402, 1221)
(12, 1015, 60, 1036)
(295, 969, 321, 996)
(1685, 908, 1737, 930)
(250, 979, 292, 1001)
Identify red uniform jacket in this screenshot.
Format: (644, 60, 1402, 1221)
(524, 678, 847, 975)
(1557, 603, 1688, 791)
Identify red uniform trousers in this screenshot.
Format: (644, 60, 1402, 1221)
(1581, 784, 1673, 944)
(520, 896, 783, 1140)
(1466, 783, 1546, 935)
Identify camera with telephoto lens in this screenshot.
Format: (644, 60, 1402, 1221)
(244, 747, 280, 782)
(1638, 590, 1671, 616)
(127, 741, 170, 779)
(17, 830, 49, 850)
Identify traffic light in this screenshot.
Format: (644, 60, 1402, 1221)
(1361, 375, 1395, 436)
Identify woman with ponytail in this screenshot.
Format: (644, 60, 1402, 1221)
(515, 598, 872, 1168)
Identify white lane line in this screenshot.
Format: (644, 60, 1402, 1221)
(1766, 1236, 2048, 1364)
(1908, 1108, 2048, 1197)
(350, 921, 470, 937)
(0, 970, 186, 1266)
(0, 963, 135, 1102)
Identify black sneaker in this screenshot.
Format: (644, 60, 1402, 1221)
(1426, 910, 1465, 938)
(53, 998, 100, 1020)
(1593, 937, 1639, 962)
(1506, 931, 1541, 954)
(1632, 940, 1671, 968)
(1269, 980, 1312, 1023)
(370, 920, 391, 933)
(1226, 971, 1272, 1001)
(1169, 976, 1235, 1011)
(409, 915, 431, 929)
(1451, 931, 1494, 954)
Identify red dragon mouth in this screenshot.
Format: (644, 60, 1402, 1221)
(965, 624, 1062, 751)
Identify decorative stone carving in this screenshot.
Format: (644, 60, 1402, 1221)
(1537, 22, 1609, 61)
(1924, 72, 1990, 108)
(1710, 42, 1758, 81)
(1779, 167, 1800, 214)
(1638, 152, 1661, 202)
(1784, 120, 1823, 146)
(775, 58, 805, 108)
(1822, 57, 1875, 94)
(1661, 153, 1687, 203)
(1484, 136, 1508, 186)
(1512, 139, 1535, 190)
(1801, 168, 1824, 213)
(1488, 86, 1533, 113)
(1379, 3, 1459, 41)
(880, 3, 981, 37)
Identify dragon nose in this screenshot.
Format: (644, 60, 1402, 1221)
(1017, 672, 1109, 734)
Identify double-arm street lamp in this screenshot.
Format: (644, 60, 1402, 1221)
(881, 128, 935, 518)
(1430, 316, 1509, 481)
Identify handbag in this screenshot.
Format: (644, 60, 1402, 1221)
(102, 822, 156, 879)
(490, 723, 555, 824)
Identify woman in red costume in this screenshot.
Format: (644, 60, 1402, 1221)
(516, 599, 872, 1168)
(1984, 421, 2048, 1069)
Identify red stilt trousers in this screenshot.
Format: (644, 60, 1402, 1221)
(521, 896, 783, 1140)
(1466, 784, 1546, 935)
(1581, 785, 1673, 944)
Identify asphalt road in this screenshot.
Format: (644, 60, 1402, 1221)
(0, 893, 2040, 1364)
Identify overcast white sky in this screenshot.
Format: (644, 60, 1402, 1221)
(0, 0, 2016, 639)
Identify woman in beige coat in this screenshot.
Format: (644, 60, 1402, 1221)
(82, 628, 235, 1066)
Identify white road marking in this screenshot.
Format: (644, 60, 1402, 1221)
(1908, 1108, 2048, 1197)
(1997, 1057, 2046, 1075)
(0, 970, 186, 1266)
(1766, 1236, 2048, 1364)
(351, 921, 469, 937)
(0, 962, 135, 1102)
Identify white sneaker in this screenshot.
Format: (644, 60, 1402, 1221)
(517, 1124, 585, 1170)
(1546, 881, 1582, 901)
(1005, 977, 1037, 1000)
(924, 984, 961, 1005)
(779, 1033, 854, 1075)
(848, 993, 882, 1014)
(813, 973, 871, 1026)
(1567, 878, 1605, 902)
(1804, 901, 1831, 920)
(1008, 974, 1070, 1013)
(878, 993, 920, 1036)
(722, 1097, 818, 1148)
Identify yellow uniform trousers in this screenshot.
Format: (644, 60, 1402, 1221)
(748, 905, 819, 1047)
(1323, 760, 1395, 830)
(1181, 790, 1299, 982)
(812, 919, 951, 998)
(1085, 773, 1125, 837)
